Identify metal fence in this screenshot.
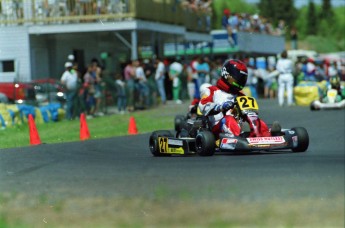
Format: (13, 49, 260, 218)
(0, 0, 210, 33)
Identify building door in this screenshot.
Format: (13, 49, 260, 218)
(73, 49, 85, 75)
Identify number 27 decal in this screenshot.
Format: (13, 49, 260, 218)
(236, 96, 258, 110)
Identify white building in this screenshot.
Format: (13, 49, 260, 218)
(0, 0, 212, 82)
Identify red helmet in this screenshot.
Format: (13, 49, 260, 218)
(221, 59, 248, 92)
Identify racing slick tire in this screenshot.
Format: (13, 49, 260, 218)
(149, 130, 174, 157)
(174, 115, 186, 132)
(195, 130, 215, 156)
(310, 101, 320, 111)
(291, 127, 309, 152)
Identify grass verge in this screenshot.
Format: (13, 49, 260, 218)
(0, 103, 187, 149)
(0, 193, 343, 228)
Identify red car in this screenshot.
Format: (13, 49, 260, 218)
(0, 82, 36, 104)
(30, 78, 66, 105)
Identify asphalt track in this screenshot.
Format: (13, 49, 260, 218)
(0, 99, 344, 202)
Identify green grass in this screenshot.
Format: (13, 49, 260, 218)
(0, 103, 187, 149)
(0, 194, 343, 228)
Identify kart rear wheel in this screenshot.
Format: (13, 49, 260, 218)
(149, 130, 173, 156)
(174, 115, 186, 132)
(291, 127, 309, 152)
(195, 131, 215, 156)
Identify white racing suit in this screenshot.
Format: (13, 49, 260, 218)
(198, 80, 271, 137)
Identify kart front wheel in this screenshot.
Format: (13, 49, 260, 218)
(195, 131, 215, 156)
(149, 130, 173, 157)
(291, 127, 309, 152)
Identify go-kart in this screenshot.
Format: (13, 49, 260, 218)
(310, 89, 345, 110)
(149, 96, 309, 156)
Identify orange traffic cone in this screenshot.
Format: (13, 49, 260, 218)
(128, 116, 138, 135)
(80, 113, 90, 140)
(28, 114, 41, 145)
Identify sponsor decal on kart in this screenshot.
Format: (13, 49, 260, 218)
(166, 147, 185, 154)
(247, 136, 285, 144)
(158, 137, 185, 154)
(168, 139, 183, 146)
(249, 142, 288, 149)
(251, 144, 271, 148)
(220, 138, 238, 150)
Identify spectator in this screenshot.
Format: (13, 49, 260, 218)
(256, 67, 275, 99)
(91, 59, 104, 116)
(238, 13, 251, 32)
(154, 58, 167, 105)
(305, 58, 317, 81)
(134, 59, 150, 109)
(339, 62, 345, 81)
(189, 56, 200, 99)
(228, 12, 239, 47)
(251, 14, 261, 33)
(196, 56, 210, 86)
(124, 60, 136, 112)
(71, 61, 86, 118)
(276, 50, 294, 106)
(200, 0, 212, 30)
(60, 62, 78, 120)
(169, 58, 183, 104)
(276, 20, 286, 36)
(247, 64, 258, 99)
(180, 62, 191, 101)
(83, 64, 97, 116)
(315, 60, 327, 81)
(221, 8, 235, 46)
(328, 61, 339, 78)
(144, 59, 157, 107)
(114, 73, 127, 114)
(290, 26, 298, 50)
(210, 58, 222, 85)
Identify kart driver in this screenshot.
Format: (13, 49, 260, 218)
(329, 75, 345, 100)
(198, 59, 281, 138)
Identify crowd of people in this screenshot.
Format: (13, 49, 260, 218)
(222, 8, 286, 47)
(59, 54, 221, 120)
(60, 55, 106, 120)
(59, 52, 345, 120)
(245, 52, 345, 107)
(0, 0, 212, 22)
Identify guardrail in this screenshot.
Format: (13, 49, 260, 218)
(0, 0, 210, 33)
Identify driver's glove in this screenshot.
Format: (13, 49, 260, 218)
(214, 101, 235, 112)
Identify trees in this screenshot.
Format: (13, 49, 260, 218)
(212, 0, 344, 52)
(319, 0, 334, 23)
(306, 0, 317, 35)
(258, 0, 297, 27)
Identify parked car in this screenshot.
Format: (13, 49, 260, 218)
(30, 78, 66, 105)
(0, 82, 36, 104)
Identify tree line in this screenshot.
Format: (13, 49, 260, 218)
(212, 0, 344, 52)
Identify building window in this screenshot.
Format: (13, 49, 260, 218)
(0, 60, 15, 73)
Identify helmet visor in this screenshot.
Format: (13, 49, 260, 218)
(231, 75, 247, 90)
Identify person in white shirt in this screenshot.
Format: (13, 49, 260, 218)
(134, 60, 149, 108)
(61, 62, 78, 120)
(169, 59, 183, 104)
(276, 50, 294, 106)
(154, 58, 167, 104)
